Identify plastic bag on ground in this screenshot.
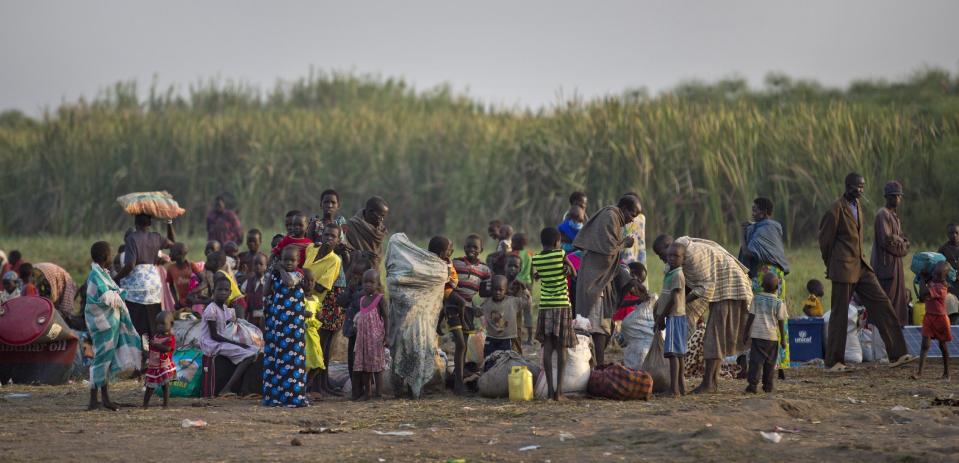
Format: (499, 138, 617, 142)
(385, 234, 449, 398)
(465, 331, 486, 366)
(535, 334, 593, 396)
(823, 304, 862, 364)
(641, 332, 670, 393)
(478, 350, 541, 398)
(620, 295, 658, 370)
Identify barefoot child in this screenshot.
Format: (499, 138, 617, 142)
(480, 275, 528, 357)
(143, 312, 176, 408)
(512, 233, 536, 345)
(654, 242, 689, 397)
(338, 253, 373, 399)
(304, 224, 346, 394)
(301, 269, 326, 400)
(742, 272, 788, 393)
(84, 241, 142, 411)
(504, 253, 532, 351)
(240, 228, 263, 271)
(199, 276, 258, 397)
(913, 262, 952, 380)
(354, 269, 389, 400)
(530, 227, 578, 401)
(262, 246, 310, 407)
(430, 236, 469, 393)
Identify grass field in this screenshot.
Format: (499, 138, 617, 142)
(0, 234, 932, 317)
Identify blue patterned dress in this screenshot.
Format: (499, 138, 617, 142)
(262, 270, 309, 407)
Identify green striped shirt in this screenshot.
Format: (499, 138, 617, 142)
(531, 249, 569, 309)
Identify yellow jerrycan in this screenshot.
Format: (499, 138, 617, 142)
(508, 365, 533, 401)
(912, 302, 925, 326)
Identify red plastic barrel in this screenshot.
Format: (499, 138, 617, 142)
(0, 296, 57, 346)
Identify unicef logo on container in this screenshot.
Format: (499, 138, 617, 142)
(795, 330, 813, 344)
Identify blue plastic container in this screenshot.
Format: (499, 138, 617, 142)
(788, 318, 825, 363)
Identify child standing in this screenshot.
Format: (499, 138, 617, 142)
(19, 263, 37, 296)
(801, 279, 825, 318)
(223, 241, 240, 277)
(530, 227, 578, 401)
(913, 262, 952, 380)
(272, 213, 312, 268)
(241, 253, 268, 328)
(84, 241, 142, 411)
(481, 275, 528, 357)
(301, 269, 326, 400)
(558, 205, 585, 253)
(200, 276, 258, 397)
(262, 246, 310, 407)
(654, 243, 689, 397)
(1, 271, 20, 303)
(498, 225, 514, 254)
(504, 253, 533, 347)
(430, 236, 469, 393)
(304, 223, 346, 394)
(354, 269, 388, 401)
(166, 242, 201, 310)
(241, 229, 263, 271)
(143, 312, 176, 409)
(938, 223, 959, 272)
(742, 272, 789, 393)
(338, 253, 373, 400)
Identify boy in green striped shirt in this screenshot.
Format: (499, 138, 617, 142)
(531, 227, 578, 401)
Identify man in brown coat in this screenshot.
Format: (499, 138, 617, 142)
(818, 172, 913, 370)
(871, 181, 910, 326)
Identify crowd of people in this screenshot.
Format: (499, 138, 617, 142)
(0, 172, 954, 410)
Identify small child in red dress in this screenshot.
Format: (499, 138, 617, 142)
(353, 269, 389, 401)
(143, 312, 176, 408)
(913, 262, 952, 381)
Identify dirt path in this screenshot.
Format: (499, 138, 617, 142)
(1, 361, 958, 463)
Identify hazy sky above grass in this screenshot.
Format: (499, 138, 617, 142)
(1, 0, 957, 114)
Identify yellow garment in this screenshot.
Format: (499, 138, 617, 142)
(444, 262, 459, 300)
(304, 295, 325, 370)
(303, 245, 342, 298)
(216, 269, 243, 305)
(801, 294, 824, 317)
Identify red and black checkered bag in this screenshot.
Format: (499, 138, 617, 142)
(587, 363, 653, 400)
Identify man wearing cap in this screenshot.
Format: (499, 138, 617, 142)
(872, 180, 910, 326)
(818, 172, 913, 370)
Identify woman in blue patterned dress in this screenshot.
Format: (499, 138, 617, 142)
(262, 247, 309, 407)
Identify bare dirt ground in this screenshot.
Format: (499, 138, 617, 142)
(2, 355, 959, 463)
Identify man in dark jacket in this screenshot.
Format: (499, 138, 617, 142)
(818, 173, 913, 370)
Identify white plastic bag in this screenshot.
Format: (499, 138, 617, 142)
(620, 295, 658, 370)
(823, 304, 862, 364)
(536, 334, 593, 395)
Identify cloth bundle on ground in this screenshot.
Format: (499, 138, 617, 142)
(385, 233, 449, 398)
(620, 295, 659, 370)
(533, 333, 593, 398)
(586, 363, 653, 400)
(860, 324, 889, 363)
(823, 304, 863, 364)
(641, 332, 671, 393)
(478, 350, 542, 398)
(116, 191, 186, 219)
